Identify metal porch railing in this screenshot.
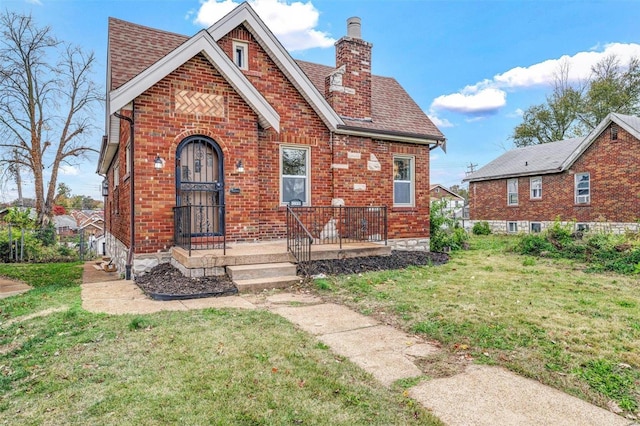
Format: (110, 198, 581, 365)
(286, 206, 314, 276)
(287, 206, 388, 249)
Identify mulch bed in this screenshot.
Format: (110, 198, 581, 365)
(135, 251, 449, 300)
(302, 250, 449, 276)
(135, 263, 238, 300)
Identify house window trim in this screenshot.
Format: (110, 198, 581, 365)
(113, 160, 120, 188)
(507, 178, 518, 206)
(530, 176, 542, 200)
(576, 223, 590, 232)
(393, 155, 415, 207)
(575, 172, 590, 204)
(507, 221, 518, 233)
(232, 40, 248, 70)
(280, 144, 311, 206)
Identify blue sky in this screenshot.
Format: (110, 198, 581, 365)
(2, 0, 640, 201)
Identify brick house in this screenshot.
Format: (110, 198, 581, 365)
(464, 113, 640, 234)
(97, 3, 445, 278)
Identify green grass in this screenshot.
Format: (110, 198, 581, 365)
(0, 263, 440, 425)
(313, 235, 640, 415)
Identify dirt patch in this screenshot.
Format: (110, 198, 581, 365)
(135, 263, 238, 300)
(303, 251, 449, 276)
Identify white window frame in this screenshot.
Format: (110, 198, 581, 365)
(393, 155, 415, 207)
(113, 160, 120, 188)
(576, 223, 590, 232)
(232, 41, 248, 70)
(530, 222, 541, 233)
(280, 145, 311, 206)
(530, 176, 542, 199)
(507, 178, 518, 205)
(507, 221, 518, 233)
(575, 172, 590, 204)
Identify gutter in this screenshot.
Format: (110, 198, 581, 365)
(463, 167, 563, 183)
(335, 125, 445, 146)
(113, 103, 135, 280)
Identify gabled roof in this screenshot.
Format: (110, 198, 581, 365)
(298, 61, 444, 142)
(102, 2, 443, 151)
(429, 184, 464, 200)
(108, 28, 280, 131)
(465, 112, 640, 183)
(206, 3, 343, 131)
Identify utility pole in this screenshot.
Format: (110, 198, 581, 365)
(465, 162, 478, 176)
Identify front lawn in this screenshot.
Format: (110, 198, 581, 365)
(313, 235, 640, 416)
(0, 263, 439, 425)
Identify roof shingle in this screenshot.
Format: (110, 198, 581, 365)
(107, 18, 443, 140)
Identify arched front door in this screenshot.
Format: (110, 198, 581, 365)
(176, 136, 224, 236)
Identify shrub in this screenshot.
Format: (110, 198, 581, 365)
(472, 221, 491, 235)
(430, 200, 469, 252)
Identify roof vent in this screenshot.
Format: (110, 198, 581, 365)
(347, 17, 361, 39)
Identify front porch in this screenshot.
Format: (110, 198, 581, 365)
(170, 205, 390, 290)
(171, 239, 390, 271)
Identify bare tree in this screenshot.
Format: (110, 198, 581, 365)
(0, 11, 101, 226)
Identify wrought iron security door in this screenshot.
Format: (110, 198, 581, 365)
(176, 136, 224, 236)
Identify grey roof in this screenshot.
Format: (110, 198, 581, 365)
(465, 112, 640, 182)
(52, 215, 78, 229)
(464, 137, 583, 182)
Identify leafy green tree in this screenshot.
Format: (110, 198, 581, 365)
(512, 64, 582, 147)
(512, 55, 640, 147)
(577, 55, 640, 131)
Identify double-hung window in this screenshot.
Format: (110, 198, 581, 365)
(530, 177, 542, 199)
(393, 156, 414, 206)
(507, 179, 518, 205)
(575, 172, 590, 204)
(281, 146, 310, 205)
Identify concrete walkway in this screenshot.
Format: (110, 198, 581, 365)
(2, 266, 634, 426)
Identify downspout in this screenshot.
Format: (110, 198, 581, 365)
(114, 103, 135, 280)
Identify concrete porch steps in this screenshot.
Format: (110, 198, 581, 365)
(227, 262, 301, 293)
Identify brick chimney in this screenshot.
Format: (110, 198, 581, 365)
(325, 17, 372, 121)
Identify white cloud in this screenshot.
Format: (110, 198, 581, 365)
(59, 165, 80, 176)
(427, 109, 454, 128)
(194, 0, 335, 51)
(432, 42, 640, 116)
(432, 88, 506, 115)
(26, 0, 43, 5)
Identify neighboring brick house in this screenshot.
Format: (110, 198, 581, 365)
(430, 184, 464, 209)
(97, 3, 445, 277)
(464, 113, 640, 234)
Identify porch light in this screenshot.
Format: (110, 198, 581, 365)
(236, 159, 244, 173)
(154, 153, 165, 169)
(101, 179, 109, 197)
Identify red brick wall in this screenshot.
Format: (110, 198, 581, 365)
(469, 124, 640, 223)
(107, 24, 431, 254)
(326, 35, 372, 120)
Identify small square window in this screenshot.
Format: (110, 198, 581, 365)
(531, 222, 541, 233)
(232, 41, 248, 70)
(508, 221, 518, 233)
(576, 223, 590, 232)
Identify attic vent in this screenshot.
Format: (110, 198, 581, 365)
(610, 125, 618, 141)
